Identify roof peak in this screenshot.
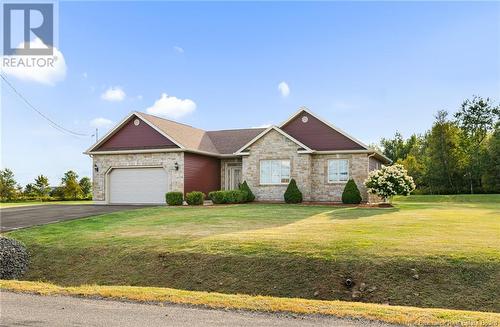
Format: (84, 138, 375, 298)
(136, 111, 205, 132)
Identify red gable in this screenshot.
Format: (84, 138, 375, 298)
(95, 116, 178, 151)
(281, 110, 366, 151)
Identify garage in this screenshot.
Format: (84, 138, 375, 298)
(108, 167, 169, 204)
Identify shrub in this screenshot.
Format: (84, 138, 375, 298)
(364, 164, 416, 202)
(165, 192, 183, 206)
(0, 237, 29, 279)
(239, 181, 255, 202)
(342, 179, 362, 204)
(284, 179, 302, 203)
(209, 191, 226, 204)
(186, 191, 205, 205)
(209, 190, 248, 204)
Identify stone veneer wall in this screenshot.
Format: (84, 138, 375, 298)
(92, 152, 184, 203)
(310, 153, 369, 202)
(242, 130, 312, 201)
(220, 158, 242, 190)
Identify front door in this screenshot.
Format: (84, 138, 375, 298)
(226, 166, 242, 190)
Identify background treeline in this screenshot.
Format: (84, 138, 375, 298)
(378, 96, 499, 194)
(0, 169, 92, 202)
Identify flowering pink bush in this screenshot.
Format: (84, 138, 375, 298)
(364, 164, 415, 201)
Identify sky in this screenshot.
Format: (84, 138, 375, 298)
(1, 1, 499, 186)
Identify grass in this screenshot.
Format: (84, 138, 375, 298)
(5, 194, 500, 312)
(0, 200, 92, 208)
(2, 280, 499, 326)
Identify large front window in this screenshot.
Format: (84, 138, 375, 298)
(260, 160, 290, 185)
(328, 159, 349, 182)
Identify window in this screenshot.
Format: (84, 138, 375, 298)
(260, 160, 290, 185)
(328, 159, 349, 182)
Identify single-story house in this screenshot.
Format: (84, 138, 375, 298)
(85, 108, 390, 204)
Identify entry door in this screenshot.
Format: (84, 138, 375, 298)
(227, 166, 242, 190)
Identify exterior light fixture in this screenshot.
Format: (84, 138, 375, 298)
(174, 162, 179, 171)
(94, 164, 99, 172)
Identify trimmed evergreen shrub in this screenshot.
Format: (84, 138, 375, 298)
(239, 181, 255, 202)
(186, 191, 205, 205)
(284, 179, 302, 203)
(165, 192, 183, 206)
(209, 190, 248, 204)
(0, 237, 29, 279)
(342, 179, 362, 204)
(209, 191, 226, 204)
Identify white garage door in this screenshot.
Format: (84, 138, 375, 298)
(109, 168, 169, 204)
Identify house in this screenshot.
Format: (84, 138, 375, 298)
(85, 108, 390, 204)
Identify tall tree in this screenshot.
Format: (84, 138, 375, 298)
(380, 132, 406, 162)
(23, 183, 37, 198)
(61, 170, 83, 200)
(423, 111, 464, 194)
(0, 168, 19, 201)
(482, 122, 500, 192)
(454, 96, 500, 194)
(79, 177, 92, 199)
(380, 132, 423, 163)
(34, 175, 51, 198)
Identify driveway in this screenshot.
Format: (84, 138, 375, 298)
(0, 292, 396, 327)
(0, 204, 153, 232)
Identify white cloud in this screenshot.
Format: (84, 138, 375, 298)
(252, 123, 272, 128)
(146, 93, 196, 119)
(278, 81, 290, 97)
(101, 87, 126, 102)
(1, 38, 67, 85)
(82, 72, 88, 79)
(90, 117, 114, 128)
(173, 46, 184, 54)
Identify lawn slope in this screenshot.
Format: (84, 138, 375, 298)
(6, 195, 500, 312)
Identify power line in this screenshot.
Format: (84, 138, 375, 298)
(0, 73, 90, 138)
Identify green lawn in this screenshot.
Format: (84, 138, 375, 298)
(6, 195, 500, 312)
(0, 200, 92, 208)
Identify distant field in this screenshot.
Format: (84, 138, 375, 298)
(0, 201, 92, 208)
(6, 194, 500, 312)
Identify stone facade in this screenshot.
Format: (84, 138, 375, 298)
(92, 152, 184, 203)
(242, 130, 312, 201)
(241, 130, 371, 202)
(310, 153, 369, 202)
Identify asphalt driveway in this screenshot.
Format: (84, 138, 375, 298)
(0, 204, 153, 232)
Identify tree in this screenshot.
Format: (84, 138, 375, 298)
(364, 164, 415, 202)
(61, 170, 82, 200)
(482, 122, 500, 192)
(380, 132, 424, 163)
(79, 177, 92, 199)
(423, 111, 464, 194)
(365, 164, 415, 202)
(0, 169, 19, 201)
(454, 96, 500, 193)
(23, 183, 37, 198)
(33, 175, 50, 198)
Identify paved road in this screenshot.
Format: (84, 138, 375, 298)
(0, 292, 397, 327)
(0, 205, 152, 232)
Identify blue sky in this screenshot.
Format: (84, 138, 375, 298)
(2, 1, 499, 186)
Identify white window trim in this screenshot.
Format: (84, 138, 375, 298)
(327, 159, 350, 183)
(259, 159, 291, 185)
